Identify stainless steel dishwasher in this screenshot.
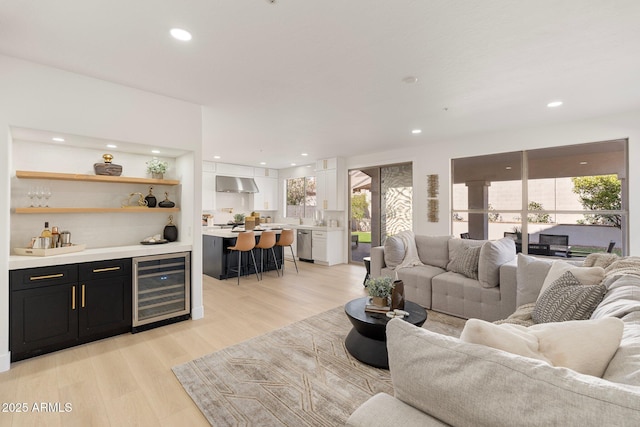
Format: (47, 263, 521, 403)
(297, 229, 313, 262)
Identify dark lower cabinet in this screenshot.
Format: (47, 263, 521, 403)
(10, 259, 132, 362)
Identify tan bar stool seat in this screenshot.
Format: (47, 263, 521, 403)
(255, 231, 280, 279)
(275, 229, 298, 274)
(227, 231, 260, 285)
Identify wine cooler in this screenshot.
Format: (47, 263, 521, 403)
(132, 252, 190, 331)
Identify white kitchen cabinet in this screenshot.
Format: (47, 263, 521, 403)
(312, 230, 344, 266)
(216, 163, 254, 177)
(253, 167, 278, 178)
(202, 171, 216, 210)
(253, 176, 278, 211)
(315, 157, 345, 211)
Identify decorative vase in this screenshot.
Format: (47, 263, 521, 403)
(158, 192, 175, 208)
(152, 172, 163, 179)
(94, 153, 123, 176)
(371, 296, 388, 308)
(144, 187, 157, 208)
(163, 215, 178, 242)
(391, 280, 405, 310)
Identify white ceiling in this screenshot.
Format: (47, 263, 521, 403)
(2, 0, 640, 169)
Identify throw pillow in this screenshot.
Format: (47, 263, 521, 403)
(383, 235, 405, 269)
(538, 261, 605, 300)
(516, 254, 553, 307)
(478, 238, 516, 288)
(446, 238, 485, 271)
(460, 316, 624, 377)
(532, 271, 606, 324)
(448, 245, 481, 280)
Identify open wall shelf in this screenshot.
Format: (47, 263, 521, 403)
(16, 170, 180, 186)
(15, 207, 180, 214)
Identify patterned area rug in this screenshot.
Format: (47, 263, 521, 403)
(173, 306, 464, 427)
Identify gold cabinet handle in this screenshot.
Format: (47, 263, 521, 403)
(81, 284, 86, 308)
(30, 273, 64, 281)
(72, 286, 76, 310)
(93, 266, 121, 273)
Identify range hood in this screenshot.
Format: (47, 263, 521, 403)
(216, 175, 260, 193)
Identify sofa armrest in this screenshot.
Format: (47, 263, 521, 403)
(370, 246, 386, 278)
(346, 393, 448, 427)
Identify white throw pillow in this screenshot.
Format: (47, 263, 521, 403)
(516, 254, 553, 307)
(383, 235, 405, 269)
(478, 238, 516, 288)
(538, 260, 605, 300)
(460, 317, 624, 377)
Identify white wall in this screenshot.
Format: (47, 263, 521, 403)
(0, 54, 203, 371)
(346, 109, 640, 254)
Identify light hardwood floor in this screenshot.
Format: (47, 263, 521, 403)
(0, 261, 369, 426)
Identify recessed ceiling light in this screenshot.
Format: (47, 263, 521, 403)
(107, 144, 117, 149)
(213, 155, 221, 159)
(547, 100, 563, 108)
(412, 129, 422, 134)
(505, 166, 512, 170)
(579, 161, 588, 165)
(291, 163, 297, 166)
(52, 137, 65, 142)
(170, 28, 192, 41)
(260, 162, 267, 165)
(402, 76, 418, 84)
(301, 153, 308, 156)
(151, 150, 161, 154)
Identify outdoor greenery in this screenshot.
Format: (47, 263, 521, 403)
(365, 276, 394, 298)
(286, 177, 316, 218)
(488, 203, 502, 222)
(527, 201, 551, 223)
(351, 193, 369, 222)
(572, 175, 622, 228)
(352, 231, 371, 244)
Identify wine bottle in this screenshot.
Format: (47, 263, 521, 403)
(40, 222, 52, 238)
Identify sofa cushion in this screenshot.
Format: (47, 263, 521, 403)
(478, 237, 516, 288)
(386, 319, 640, 427)
(532, 271, 606, 323)
(346, 393, 448, 427)
(384, 235, 405, 269)
(538, 260, 605, 300)
(446, 238, 486, 272)
(603, 311, 640, 386)
(447, 245, 481, 280)
(516, 254, 553, 307)
(460, 317, 623, 377)
(414, 235, 450, 269)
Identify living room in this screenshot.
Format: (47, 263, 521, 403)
(2, 1, 640, 425)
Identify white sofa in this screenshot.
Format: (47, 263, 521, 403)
(371, 234, 517, 322)
(347, 254, 640, 426)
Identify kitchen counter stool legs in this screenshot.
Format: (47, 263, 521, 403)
(276, 229, 298, 274)
(227, 231, 260, 285)
(255, 231, 280, 279)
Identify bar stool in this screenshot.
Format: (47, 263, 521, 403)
(275, 229, 298, 274)
(227, 231, 260, 285)
(255, 230, 280, 279)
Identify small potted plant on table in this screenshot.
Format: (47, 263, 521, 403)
(146, 158, 168, 179)
(365, 276, 394, 307)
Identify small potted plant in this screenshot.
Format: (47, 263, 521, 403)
(365, 276, 394, 307)
(146, 158, 168, 179)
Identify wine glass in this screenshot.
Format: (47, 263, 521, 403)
(27, 186, 36, 207)
(35, 186, 44, 207)
(43, 186, 52, 207)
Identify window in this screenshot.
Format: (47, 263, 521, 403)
(451, 140, 627, 256)
(285, 176, 316, 219)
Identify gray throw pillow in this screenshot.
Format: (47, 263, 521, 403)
(532, 271, 606, 324)
(448, 245, 481, 280)
(383, 235, 405, 269)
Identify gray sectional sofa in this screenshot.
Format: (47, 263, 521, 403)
(371, 233, 517, 322)
(348, 253, 640, 426)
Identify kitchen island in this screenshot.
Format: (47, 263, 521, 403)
(202, 227, 285, 280)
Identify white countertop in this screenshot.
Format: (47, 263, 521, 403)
(9, 242, 192, 270)
(202, 224, 344, 238)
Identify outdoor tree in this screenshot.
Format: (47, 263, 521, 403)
(572, 175, 622, 228)
(527, 201, 551, 223)
(351, 193, 369, 231)
(286, 177, 305, 206)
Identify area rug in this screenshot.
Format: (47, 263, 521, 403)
(172, 306, 464, 427)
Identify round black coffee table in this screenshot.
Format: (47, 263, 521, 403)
(344, 297, 427, 369)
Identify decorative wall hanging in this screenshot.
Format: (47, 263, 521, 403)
(427, 174, 439, 222)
